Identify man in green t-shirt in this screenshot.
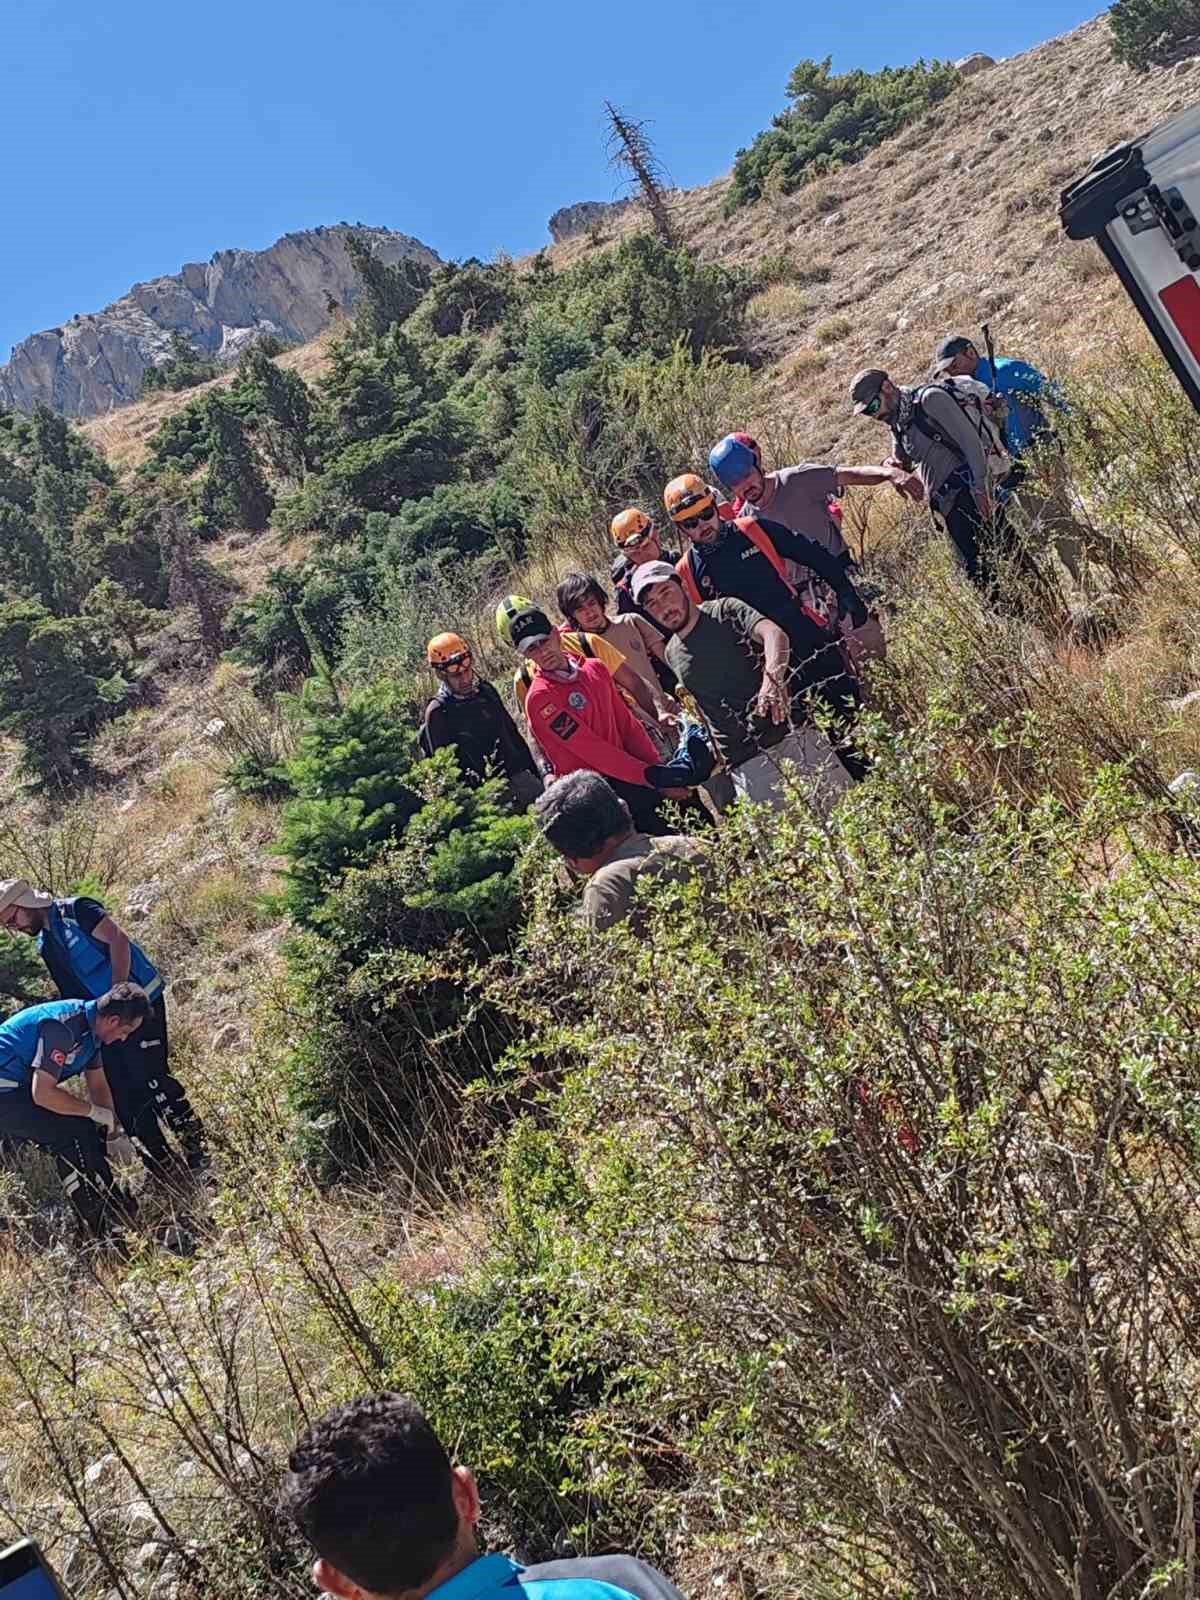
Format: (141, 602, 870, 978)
(631, 562, 852, 816)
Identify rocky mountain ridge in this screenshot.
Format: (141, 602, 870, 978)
(0, 224, 440, 419)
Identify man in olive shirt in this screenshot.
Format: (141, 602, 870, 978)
(632, 562, 852, 817)
(534, 771, 707, 932)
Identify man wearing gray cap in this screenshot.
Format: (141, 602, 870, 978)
(0, 878, 207, 1180)
(850, 366, 1020, 600)
(631, 562, 852, 817)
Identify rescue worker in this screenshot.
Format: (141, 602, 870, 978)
(534, 772, 709, 934)
(849, 366, 1042, 605)
(0, 878, 208, 1179)
(494, 597, 691, 836)
(419, 632, 543, 809)
(632, 561, 852, 817)
(0, 984, 148, 1237)
(609, 507, 680, 631)
(930, 334, 1125, 581)
(707, 431, 922, 566)
(663, 473, 871, 779)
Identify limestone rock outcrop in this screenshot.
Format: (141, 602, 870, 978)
(548, 199, 632, 243)
(0, 224, 440, 418)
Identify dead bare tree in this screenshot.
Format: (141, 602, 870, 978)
(157, 503, 229, 664)
(604, 101, 675, 246)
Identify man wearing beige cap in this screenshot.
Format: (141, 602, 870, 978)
(0, 879, 207, 1180)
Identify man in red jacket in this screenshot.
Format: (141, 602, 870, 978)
(510, 602, 689, 836)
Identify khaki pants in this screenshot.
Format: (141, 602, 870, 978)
(1011, 456, 1124, 581)
(731, 727, 853, 820)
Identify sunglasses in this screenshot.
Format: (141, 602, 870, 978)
(620, 527, 655, 550)
(863, 394, 883, 417)
(673, 499, 716, 532)
(435, 653, 472, 670)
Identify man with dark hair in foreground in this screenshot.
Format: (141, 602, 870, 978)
(280, 1391, 687, 1600)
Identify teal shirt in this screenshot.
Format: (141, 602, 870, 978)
(430, 1552, 684, 1600)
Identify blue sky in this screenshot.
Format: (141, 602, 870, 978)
(3, 0, 1100, 362)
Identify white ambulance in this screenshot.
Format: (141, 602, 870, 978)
(1061, 104, 1200, 410)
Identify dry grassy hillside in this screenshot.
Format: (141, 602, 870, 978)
(548, 16, 1200, 458)
(80, 326, 341, 474)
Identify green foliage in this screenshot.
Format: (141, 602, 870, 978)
(1109, 0, 1200, 67)
(278, 746, 533, 1174)
(0, 598, 127, 784)
(728, 54, 961, 210)
(144, 395, 219, 475)
(0, 932, 52, 1014)
(0, 405, 125, 616)
(488, 735, 1200, 1598)
(140, 332, 220, 396)
(227, 556, 374, 682)
(525, 233, 754, 362)
(365, 1121, 648, 1555)
(202, 394, 273, 532)
(275, 681, 424, 924)
(226, 231, 755, 675)
(81, 577, 163, 658)
(237, 345, 314, 481)
(345, 234, 433, 339)
(407, 259, 518, 339)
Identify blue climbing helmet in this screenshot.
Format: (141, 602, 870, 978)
(708, 432, 761, 491)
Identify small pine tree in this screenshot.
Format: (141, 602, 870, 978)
(275, 681, 424, 924)
(345, 234, 433, 339)
(0, 930, 51, 1012)
(238, 345, 313, 482)
(202, 394, 273, 531)
(81, 577, 162, 658)
(141, 332, 220, 396)
(0, 598, 126, 784)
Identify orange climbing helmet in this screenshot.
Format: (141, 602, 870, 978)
(426, 631, 471, 667)
(610, 507, 655, 548)
(663, 473, 714, 522)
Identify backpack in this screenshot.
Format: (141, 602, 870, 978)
(899, 378, 1013, 487)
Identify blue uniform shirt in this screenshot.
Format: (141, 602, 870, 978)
(974, 356, 1065, 456)
(0, 999, 102, 1089)
(39, 897, 161, 1002)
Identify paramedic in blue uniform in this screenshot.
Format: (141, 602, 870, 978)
(0, 985, 149, 1234)
(0, 879, 208, 1176)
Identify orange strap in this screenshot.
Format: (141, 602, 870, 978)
(677, 512, 833, 634)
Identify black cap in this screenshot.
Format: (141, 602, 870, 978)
(509, 607, 555, 654)
(933, 335, 975, 370)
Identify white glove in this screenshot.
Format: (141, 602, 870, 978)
(87, 1104, 117, 1134)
